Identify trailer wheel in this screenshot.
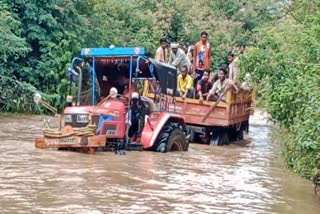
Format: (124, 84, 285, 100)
(209, 131, 230, 146)
(220, 132, 230, 145)
(154, 122, 188, 153)
(236, 130, 244, 141)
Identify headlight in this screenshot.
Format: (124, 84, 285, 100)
(77, 114, 89, 123)
(64, 114, 72, 123)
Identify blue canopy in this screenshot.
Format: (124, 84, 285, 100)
(81, 47, 145, 57)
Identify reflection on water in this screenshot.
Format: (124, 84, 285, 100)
(0, 115, 319, 214)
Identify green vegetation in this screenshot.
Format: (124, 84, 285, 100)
(241, 1, 320, 178)
(0, 0, 274, 113)
(0, 0, 319, 179)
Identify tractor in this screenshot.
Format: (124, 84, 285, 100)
(34, 47, 189, 154)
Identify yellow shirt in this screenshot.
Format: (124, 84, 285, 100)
(177, 74, 193, 93)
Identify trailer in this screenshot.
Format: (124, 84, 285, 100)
(142, 59, 255, 145)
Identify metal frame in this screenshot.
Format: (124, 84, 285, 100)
(70, 47, 146, 105)
(73, 47, 147, 144)
(81, 47, 145, 57)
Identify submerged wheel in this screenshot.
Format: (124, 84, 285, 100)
(236, 130, 244, 141)
(153, 122, 188, 153)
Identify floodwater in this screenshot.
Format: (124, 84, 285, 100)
(0, 114, 319, 214)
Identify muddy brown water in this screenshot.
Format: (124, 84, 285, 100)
(0, 114, 319, 214)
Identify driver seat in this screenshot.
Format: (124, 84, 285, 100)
(140, 96, 158, 112)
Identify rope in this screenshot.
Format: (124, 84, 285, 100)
(42, 124, 97, 138)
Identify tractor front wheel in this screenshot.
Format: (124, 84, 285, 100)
(154, 123, 188, 153)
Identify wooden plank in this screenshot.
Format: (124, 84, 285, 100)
(143, 82, 253, 127)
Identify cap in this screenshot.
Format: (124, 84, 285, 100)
(66, 95, 73, 103)
(109, 87, 118, 98)
(245, 73, 251, 79)
(131, 92, 139, 99)
(170, 43, 179, 48)
(110, 87, 118, 94)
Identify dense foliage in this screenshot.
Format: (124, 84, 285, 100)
(241, 0, 320, 178)
(1, 0, 89, 112)
(0, 0, 274, 113)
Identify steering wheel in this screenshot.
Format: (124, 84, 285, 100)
(90, 94, 130, 117)
(110, 94, 130, 109)
(108, 94, 129, 102)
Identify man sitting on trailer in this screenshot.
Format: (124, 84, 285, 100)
(176, 65, 194, 98)
(206, 66, 238, 102)
(226, 51, 239, 82)
(196, 70, 212, 100)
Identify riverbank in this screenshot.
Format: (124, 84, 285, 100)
(251, 107, 319, 186)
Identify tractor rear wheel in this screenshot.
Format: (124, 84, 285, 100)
(154, 122, 188, 153)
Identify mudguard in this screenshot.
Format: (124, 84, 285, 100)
(140, 111, 185, 149)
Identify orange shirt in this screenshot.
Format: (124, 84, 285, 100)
(194, 41, 211, 70)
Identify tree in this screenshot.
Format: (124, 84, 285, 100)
(0, 1, 29, 75)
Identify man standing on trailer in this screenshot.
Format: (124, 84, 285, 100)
(155, 38, 168, 63)
(194, 31, 211, 71)
(168, 42, 191, 73)
(226, 51, 239, 82)
(232, 44, 246, 81)
(182, 43, 189, 54)
(193, 31, 211, 89)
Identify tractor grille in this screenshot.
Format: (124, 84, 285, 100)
(64, 114, 89, 128)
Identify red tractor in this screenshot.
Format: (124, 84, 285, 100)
(34, 47, 189, 154)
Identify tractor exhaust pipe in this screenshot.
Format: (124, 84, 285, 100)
(74, 66, 82, 106)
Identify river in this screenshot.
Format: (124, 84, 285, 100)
(0, 114, 319, 214)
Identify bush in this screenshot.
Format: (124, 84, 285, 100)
(241, 13, 320, 179)
(0, 75, 62, 114)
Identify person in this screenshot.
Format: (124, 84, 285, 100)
(128, 92, 151, 138)
(239, 44, 246, 54)
(182, 43, 189, 54)
(196, 70, 212, 100)
(207, 66, 238, 101)
(177, 65, 194, 98)
(232, 44, 246, 80)
(241, 73, 254, 91)
(188, 46, 194, 62)
(168, 42, 191, 72)
(188, 46, 195, 72)
(154, 38, 168, 63)
(115, 74, 138, 97)
(226, 51, 239, 82)
(194, 31, 211, 71)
